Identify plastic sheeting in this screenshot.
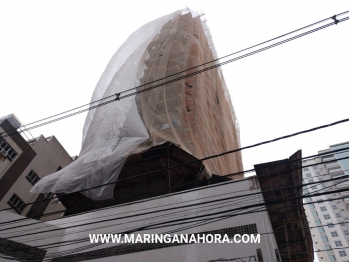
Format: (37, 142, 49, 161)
(31, 9, 243, 201)
(135, 11, 243, 178)
(31, 11, 180, 200)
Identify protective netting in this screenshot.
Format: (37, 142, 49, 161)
(31, 9, 242, 200)
(135, 11, 242, 180)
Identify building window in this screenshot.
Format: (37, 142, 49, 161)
(0, 140, 18, 161)
(308, 179, 314, 183)
(334, 240, 343, 247)
(309, 204, 315, 209)
(306, 197, 312, 202)
(327, 223, 334, 228)
(328, 255, 336, 261)
(335, 213, 341, 218)
(313, 166, 318, 170)
(8, 194, 25, 213)
(312, 211, 318, 217)
(340, 221, 345, 226)
(343, 230, 349, 235)
(305, 173, 311, 178)
(324, 214, 331, 220)
(330, 231, 339, 237)
(318, 227, 325, 233)
(320, 206, 327, 212)
(318, 177, 323, 181)
(315, 219, 321, 225)
(324, 245, 331, 250)
(339, 250, 347, 257)
(321, 183, 327, 188)
(311, 185, 317, 190)
(322, 236, 328, 242)
(303, 167, 309, 171)
(26, 170, 40, 185)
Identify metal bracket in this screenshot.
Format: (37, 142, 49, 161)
(331, 15, 339, 25)
(115, 93, 120, 101)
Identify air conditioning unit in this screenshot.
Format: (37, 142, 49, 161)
(0, 149, 7, 156)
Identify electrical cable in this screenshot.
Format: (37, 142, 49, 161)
(36, 176, 349, 258)
(2, 132, 348, 223)
(1, 13, 349, 227)
(4, 175, 349, 241)
(4, 180, 349, 259)
(2, 11, 349, 262)
(163, 171, 342, 236)
(2, 151, 348, 235)
(1, 161, 346, 260)
(1, 149, 348, 233)
(1, 192, 262, 241)
(38, 194, 349, 260)
(206, 255, 257, 262)
(1, 11, 348, 139)
(279, 246, 349, 255)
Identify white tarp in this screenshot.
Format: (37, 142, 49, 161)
(31, 11, 179, 200)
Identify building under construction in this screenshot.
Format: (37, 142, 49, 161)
(31, 9, 243, 214)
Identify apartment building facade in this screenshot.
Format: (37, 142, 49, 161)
(0, 114, 74, 221)
(303, 142, 349, 262)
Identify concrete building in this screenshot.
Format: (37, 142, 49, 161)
(0, 114, 74, 221)
(0, 151, 313, 262)
(303, 142, 349, 262)
(31, 9, 243, 209)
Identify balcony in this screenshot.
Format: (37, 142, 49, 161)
(331, 173, 347, 181)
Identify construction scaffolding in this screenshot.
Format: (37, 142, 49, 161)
(32, 9, 243, 202)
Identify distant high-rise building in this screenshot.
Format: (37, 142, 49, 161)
(32, 9, 243, 214)
(303, 142, 349, 262)
(0, 114, 74, 221)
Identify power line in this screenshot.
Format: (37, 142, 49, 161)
(1, 11, 348, 139)
(18, 154, 348, 258)
(1, 145, 348, 231)
(4, 179, 348, 258)
(164, 173, 345, 236)
(1, 146, 348, 232)
(0, 10, 347, 225)
(4, 174, 349, 239)
(2, 12, 349, 262)
(0, 10, 345, 136)
(206, 255, 257, 262)
(279, 246, 349, 255)
(28, 194, 349, 259)
(3, 116, 347, 219)
(4, 169, 330, 244)
(0, 174, 344, 260)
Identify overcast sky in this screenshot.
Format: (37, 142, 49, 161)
(1, 1, 348, 168)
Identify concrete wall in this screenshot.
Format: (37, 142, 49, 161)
(0, 127, 73, 220)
